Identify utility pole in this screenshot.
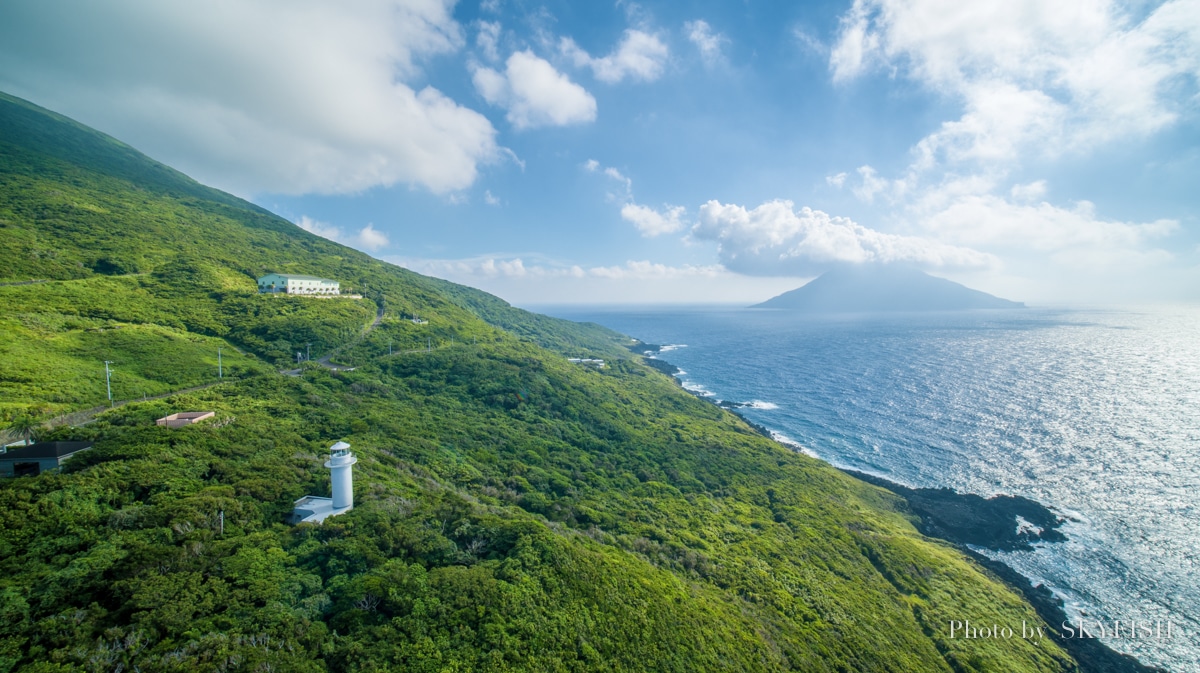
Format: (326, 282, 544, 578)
(219, 509, 224, 536)
(388, 339, 393, 356)
(218, 347, 223, 379)
(104, 361, 114, 407)
(306, 343, 311, 361)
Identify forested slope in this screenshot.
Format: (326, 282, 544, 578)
(0, 91, 1077, 672)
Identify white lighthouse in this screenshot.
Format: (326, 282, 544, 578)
(325, 440, 357, 509)
(290, 440, 358, 524)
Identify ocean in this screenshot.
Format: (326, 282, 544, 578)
(540, 305, 1200, 671)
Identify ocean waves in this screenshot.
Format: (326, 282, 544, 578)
(548, 305, 1200, 671)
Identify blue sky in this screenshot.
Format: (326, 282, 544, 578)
(2, 0, 1198, 305)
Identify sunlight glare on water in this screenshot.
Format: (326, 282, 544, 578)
(542, 305, 1200, 671)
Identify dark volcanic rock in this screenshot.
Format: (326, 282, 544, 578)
(845, 469, 1064, 551)
(847, 469, 1164, 673)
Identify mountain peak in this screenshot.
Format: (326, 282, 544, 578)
(752, 266, 1024, 311)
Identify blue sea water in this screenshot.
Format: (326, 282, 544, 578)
(540, 305, 1200, 671)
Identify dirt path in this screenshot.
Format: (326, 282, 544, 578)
(279, 301, 385, 375)
(6, 302, 385, 438)
(0, 379, 236, 443)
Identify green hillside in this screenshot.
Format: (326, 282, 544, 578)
(0, 92, 1078, 672)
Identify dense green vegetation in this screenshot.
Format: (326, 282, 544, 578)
(1, 91, 1081, 672)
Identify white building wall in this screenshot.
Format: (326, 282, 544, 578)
(257, 274, 340, 295)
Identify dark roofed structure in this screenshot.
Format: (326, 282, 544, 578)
(0, 441, 93, 477)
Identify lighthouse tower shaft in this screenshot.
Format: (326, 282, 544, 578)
(324, 445, 358, 509)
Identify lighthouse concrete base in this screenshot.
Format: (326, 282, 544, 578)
(289, 495, 352, 524)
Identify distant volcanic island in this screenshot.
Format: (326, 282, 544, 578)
(753, 266, 1024, 311)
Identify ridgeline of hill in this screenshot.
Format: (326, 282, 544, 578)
(754, 267, 1025, 312)
(0, 91, 1082, 672)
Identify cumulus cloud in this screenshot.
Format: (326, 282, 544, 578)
(830, 0, 1200, 166)
(560, 30, 669, 83)
(692, 199, 996, 276)
(0, 0, 499, 197)
(356, 223, 390, 251)
(825, 0, 1195, 287)
(620, 203, 687, 237)
(296, 216, 391, 252)
(685, 20, 727, 66)
(472, 50, 597, 129)
(825, 172, 848, 188)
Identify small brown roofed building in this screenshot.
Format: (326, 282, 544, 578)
(156, 411, 215, 428)
(0, 441, 93, 477)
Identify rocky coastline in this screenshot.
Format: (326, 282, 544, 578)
(635, 341, 1167, 673)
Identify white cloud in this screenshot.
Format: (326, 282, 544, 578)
(356, 224, 389, 251)
(297, 215, 344, 243)
(588, 260, 722, 279)
(825, 172, 848, 188)
(829, 1, 880, 83)
(560, 30, 669, 83)
(793, 27, 828, 56)
(472, 50, 597, 129)
(910, 82, 1067, 170)
(603, 167, 633, 198)
(395, 255, 719, 281)
(389, 254, 789, 304)
(476, 20, 501, 62)
(620, 203, 687, 237)
(918, 193, 1178, 261)
(585, 158, 639, 203)
(692, 199, 997, 275)
(1009, 180, 1047, 202)
(296, 216, 390, 252)
(484, 190, 500, 206)
(825, 0, 1195, 291)
(830, 0, 1200, 166)
(585, 159, 684, 237)
(685, 20, 727, 66)
(851, 165, 905, 203)
(0, 0, 499, 197)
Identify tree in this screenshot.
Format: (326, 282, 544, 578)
(7, 415, 38, 445)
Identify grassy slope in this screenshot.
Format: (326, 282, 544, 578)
(0, 91, 1075, 672)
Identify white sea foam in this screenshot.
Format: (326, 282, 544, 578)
(572, 307, 1200, 668)
(769, 431, 820, 458)
(1015, 515, 1044, 536)
(681, 380, 715, 397)
(746, 400, 779, 410)
(658, 344, 686, 352)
